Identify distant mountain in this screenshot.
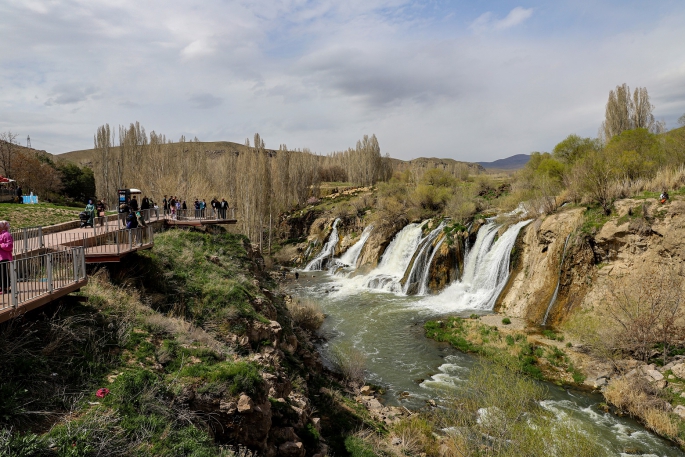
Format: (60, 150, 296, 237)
(477, 154, 530, 170)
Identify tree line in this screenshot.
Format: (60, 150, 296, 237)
(91, 125, 395, 250)
(0, 131, 95, 204)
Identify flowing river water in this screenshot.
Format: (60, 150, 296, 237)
(291, 220, 684, 456)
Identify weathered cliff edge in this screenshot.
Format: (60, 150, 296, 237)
(497, 198, 685, 326)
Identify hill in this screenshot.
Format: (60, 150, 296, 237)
(477, 154, 530, 170)
(58, 142, 486, 173)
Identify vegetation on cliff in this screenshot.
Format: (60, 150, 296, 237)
(0, 229, 381, 456)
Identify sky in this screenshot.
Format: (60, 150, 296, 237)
(1, 0, 684, 162)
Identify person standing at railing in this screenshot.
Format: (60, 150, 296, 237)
(163, 195, 168, 215)
(130, 196, 139, 212)
(219, 198, 228, 219)
(211, 198, 218, 218)
(194, 199, 200, 218)
(141, 196, 150, 211)
(0, 221, 13, 294)
(201, 199, 207, 218)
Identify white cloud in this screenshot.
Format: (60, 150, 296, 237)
(0, 1, 684, 160)
(470, 7, 533, 33)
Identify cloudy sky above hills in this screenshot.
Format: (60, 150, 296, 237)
(1, 0, 684, 161)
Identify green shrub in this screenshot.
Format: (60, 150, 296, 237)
(179, 361, 263, 396)
(502, 317, 511, 325)
(505, 335, 515, 346)
(344, 436, 379, 457)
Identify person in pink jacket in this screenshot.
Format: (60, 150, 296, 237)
(0, 220, 13, 294)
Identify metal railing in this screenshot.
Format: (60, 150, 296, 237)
(169, 207, 235, 221)
(11, 226, 44, 256)
(83, 226, 154, 256)
(11, 226, 154, 258)
(0, 246, 86, 311)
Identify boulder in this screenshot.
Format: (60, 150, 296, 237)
(671, 363, 685, 380)
(278, 441, 305, 457)
(238, 395, 254, 413)
(674, 405, 685, 420)
(647, 369, 664, 382)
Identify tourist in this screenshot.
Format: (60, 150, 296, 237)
(141, 196, 150, 211)
(130, 196, 139, 212)
(163, 195, 168, 215)
(0, 221, 13, 294)
(96, 200, 107, 227)
(85, 199, 96, 227)
(201, 199, 207, 218)
(219, 198, 228, 219)
(194, 199, 200, 218)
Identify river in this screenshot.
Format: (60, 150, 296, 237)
(290, 219, 684, 456)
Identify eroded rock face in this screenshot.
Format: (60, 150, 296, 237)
(427, 233, 464, 293)
(498, 208, 586, 323)
(356, 220, 406, 270)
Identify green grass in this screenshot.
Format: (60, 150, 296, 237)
(0, 202, 82, 228)
(579, 206, 611, 236)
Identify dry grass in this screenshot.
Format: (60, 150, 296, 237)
(329, 342, 367, 387)
(604, 376, 679, 437)
(287, 297, 325, 332)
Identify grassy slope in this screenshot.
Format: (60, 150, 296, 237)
(0, 229, 378, 456)
(0, 202, 82, 228)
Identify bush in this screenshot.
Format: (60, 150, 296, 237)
(330, 343, 367, 386)
(502, 317, 511, 325)
(287, 298, 325, 332)
(344, 436, 378, 457)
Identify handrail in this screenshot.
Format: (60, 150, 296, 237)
(0, 246, 86, 311)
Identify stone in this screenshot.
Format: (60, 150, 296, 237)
(360, 385, 372, 395)
(594, 378, 608, 388)
(237, 395, 254, 413)
(219, 401, 237, 414)
(367, 399, 383, 410)
(278, 441, 305, 457)
(311, 417, 321, 432)
(674, 405, 685, 420)
(655, 380, 668, 390)
(669, 375, 676, 380)
(671, 363, 685, 380)
(647, 370, 664, 382)
(391, 437, 402, 446)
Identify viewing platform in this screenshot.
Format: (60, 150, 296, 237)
(0, 207, 239, 322)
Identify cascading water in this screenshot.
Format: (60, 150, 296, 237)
(418, 219, 531, 312)
(335, 225, 373, 269)
(542, 233, 572, 326)
(335, 222, 424, 293)
(304, 219, 341, 271)
(402, 222, 446, 295)
(417, 235, 446, 296)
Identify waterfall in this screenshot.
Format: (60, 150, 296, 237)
(402, 222, 446, 295)
(304, 219, 341, 271)
(336, 225, 373, 269)
(357, 222, 424, 293)
(542, 233, 572, 326)
(417, 235, 446, 296)
(419, 220, 531, 312)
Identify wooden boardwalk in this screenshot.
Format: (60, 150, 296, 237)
(0, 278, 88, 323)
(0, 210, 238, 322)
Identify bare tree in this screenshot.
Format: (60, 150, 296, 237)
(601, 84, 659, 142)
(0, 131, 19, 178)
(602, 84, 633, 141)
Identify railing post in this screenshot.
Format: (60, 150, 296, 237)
(39, 227, 44, 248)
(23, 228, 28, 254)
(47, 253, 53, 293)
(73, 250, 78, 282)
(10, 261, 18, 308)
(129, 230, 132, 251)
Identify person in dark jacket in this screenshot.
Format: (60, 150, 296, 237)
(219, 198, 228, 219)
(163, 195, 168, 215)
(130, 196, 139, 212)
(126, 211, 138, 229)
(141, 196, 150, 210)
